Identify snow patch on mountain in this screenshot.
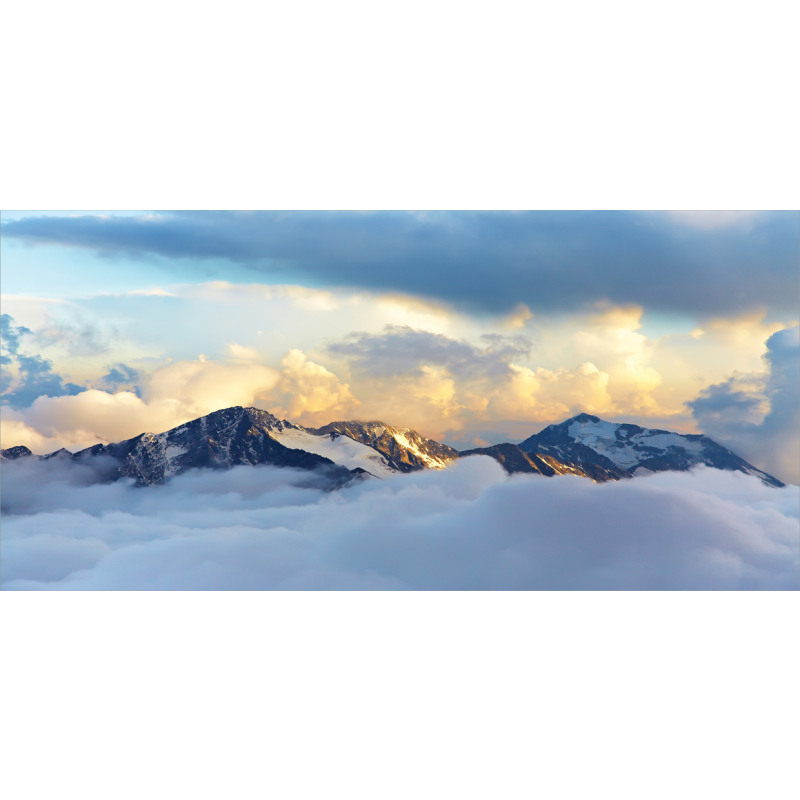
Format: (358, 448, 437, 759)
(392, 430, 450, 469)
(519, 413, 784, 487)
(270, 426, 397, 477)
(165, 445, 187, 460)
(567, 418, 704, 469)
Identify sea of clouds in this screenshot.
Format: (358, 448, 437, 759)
(2, 456, 798, 590)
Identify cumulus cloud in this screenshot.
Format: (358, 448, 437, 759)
(488, 361, 614, 423)
(320, 326, 535, 437)
(2, 390, 179, 451)
(567, 304, 664, 414)
(2, 457, 797, 590)
(4, 211, 797, 317)
(328, 325, 530, 380)
(141, 357, 281, 417)
(271, 349, 360, 425)
(689, 325, 800, 484)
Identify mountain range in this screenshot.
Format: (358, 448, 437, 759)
(0, 406, 784, 488)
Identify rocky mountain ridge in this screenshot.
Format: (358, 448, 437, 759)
(0, 407, 784, 488)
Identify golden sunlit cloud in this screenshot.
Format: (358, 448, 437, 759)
(504, 303, 533, 330)
(704, 311, 786, 350)
(227, 343, 262, 362)
(271, 349, 360, 425)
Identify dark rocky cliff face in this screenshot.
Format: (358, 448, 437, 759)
(0, 445, 33, 460)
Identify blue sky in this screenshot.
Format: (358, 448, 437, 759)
(2, 209, 798, 482)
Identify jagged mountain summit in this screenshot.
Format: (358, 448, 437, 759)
(2, 407, 362, 488)
(516, 413, 784, 487)
(70, 406, 369, 487)
(0, 407, 784, 488)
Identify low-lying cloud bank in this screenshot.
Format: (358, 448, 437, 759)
(2, 457, 797, 590)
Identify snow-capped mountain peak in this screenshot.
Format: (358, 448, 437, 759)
(518, 414, 783, 487)
(68, 406, 359, 486)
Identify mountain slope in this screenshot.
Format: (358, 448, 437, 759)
(308, 421, 458, 472)
(457, 442, 629, 481)
(268, 423, 399, 477)
(518, 413, 783, 487)
(71, 406, 358, 487)
(458, 443, 558, 476)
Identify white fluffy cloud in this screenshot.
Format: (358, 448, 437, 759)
(2, 457, 797, 590)
(1, 389, 189, 451)
(271, 349, 360, 425)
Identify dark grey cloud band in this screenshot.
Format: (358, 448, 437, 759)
(5, 210, 798, 316)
